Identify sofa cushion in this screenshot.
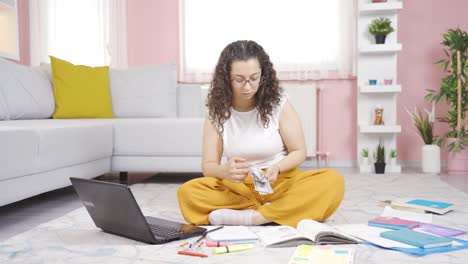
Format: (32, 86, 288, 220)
(109, 63, 177, 118)
(50, 56, 114, 118)
(0, 57, 55, 120)
(113, 118, 203, 156)
(177, 85, 204, 118)
(0, 91, 7, 120)
(0, 119, 113, 178)
(0, 127, 39, 181)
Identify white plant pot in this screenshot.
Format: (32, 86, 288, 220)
(361, 157, 369, 166)
(422, 144, 441, 173)
(389, 157, 397, 166)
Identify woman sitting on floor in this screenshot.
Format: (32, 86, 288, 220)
(178, 40, 345, 227)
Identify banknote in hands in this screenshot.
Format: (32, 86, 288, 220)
(250, 167, 273, 195)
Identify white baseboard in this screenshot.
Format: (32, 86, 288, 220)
(301, 160, 446, 169)
(302, 159, 357, 168)
(399, 160, 447, 168)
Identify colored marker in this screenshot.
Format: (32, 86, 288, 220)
(205, 241, 236, 247)
(177, 250, 208, 258)
(179, 241, 189, 247)
(214, 244, 254, 254)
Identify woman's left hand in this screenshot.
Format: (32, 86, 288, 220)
(265, 165, 280, 185)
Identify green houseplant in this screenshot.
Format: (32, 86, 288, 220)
(406, 105, 441, 173)
(368, 17, 394, 44)
(360, 148, 370, 166)
(373, 142, 386, 174)
(425, 28, 468, 174)
(389, 149, 397, 167)
(406, 106, 434, 145)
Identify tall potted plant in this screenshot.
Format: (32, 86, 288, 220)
(389, 149, 397, 166)
(426, 28, 468, 175)
(374, 142, 386, 174)
(406, 104, 440, 173)
(361, 148, 369, 166)
(368, 17, 394, 44)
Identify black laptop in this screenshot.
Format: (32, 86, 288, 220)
(70, 177, 206, 244)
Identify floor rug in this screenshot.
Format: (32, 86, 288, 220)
(1, 172, 468, 263)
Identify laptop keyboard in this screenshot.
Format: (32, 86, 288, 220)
(148, 224, 184, 238)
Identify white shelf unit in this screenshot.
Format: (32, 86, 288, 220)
(360, 84, 401, 93)
(360, 125, 401, 133)
(357, 0, 402, 173)
(0, 0, 19, 61)
(360, 2, 402, 15)
(359, 44, 402, 54)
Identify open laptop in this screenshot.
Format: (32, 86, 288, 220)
(70, 177, 206, 244)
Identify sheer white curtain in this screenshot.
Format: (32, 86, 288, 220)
(29, 0, 127, 68)
(181, 0, 356, 83)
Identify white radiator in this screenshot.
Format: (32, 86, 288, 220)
(281, 84, 317, 157)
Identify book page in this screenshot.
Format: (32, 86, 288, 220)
(297, 219, 358, 244)
(287, 245, 355, 264)
(335, 224, 416, 248)
(257, 226, 313, 247)
(297, 219, 336, 241)
(381, 206, 432, 223)
(206, 226, 258, 242)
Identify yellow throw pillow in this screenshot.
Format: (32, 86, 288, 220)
(50, 56, 114, 118)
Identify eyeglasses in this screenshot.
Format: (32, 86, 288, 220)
(231, 76, 262, 88)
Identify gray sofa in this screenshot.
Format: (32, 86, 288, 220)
(0, 57, 205, 206)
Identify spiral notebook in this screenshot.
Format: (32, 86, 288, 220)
(206, 226, 258, 243)
(287, 245, 354, 264)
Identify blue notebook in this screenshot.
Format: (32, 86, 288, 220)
(406, 199, 453, 209)
(380, 229, 452, 249)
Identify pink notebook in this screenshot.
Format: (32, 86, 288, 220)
(368, 217, 419, 229)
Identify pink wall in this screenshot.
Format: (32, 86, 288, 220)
(318, 81, 357, 161)
(397, 0, 468, 161)
(127, 0, 179, 67)
(16, 0, 468, 162)
(16, 0, 29, 65)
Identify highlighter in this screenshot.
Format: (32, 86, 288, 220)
(214, 244, 254, 254)
(205, 241, 235, 247)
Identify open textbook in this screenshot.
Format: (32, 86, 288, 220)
(257, 219, 359, 248)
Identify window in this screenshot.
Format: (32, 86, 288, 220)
(181, 0, 356, 82)
(30, 0, 127, 67)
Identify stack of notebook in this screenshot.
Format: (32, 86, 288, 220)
(379, 198, 455, 214)
(379, 229, 453, 249)
(368, 216, 466, 237)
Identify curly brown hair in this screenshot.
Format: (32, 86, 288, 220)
(207, 40, 283, 133)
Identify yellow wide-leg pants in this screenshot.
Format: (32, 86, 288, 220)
(177, 168, 345, 228)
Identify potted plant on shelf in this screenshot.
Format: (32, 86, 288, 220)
(406, 104, 440, 173)
(361, 148, 370, 166)
(374, 142, 386, 174)
(389, 149, 397, 166)
(426, 28, 468, 175)
(368, 17, 394, 44)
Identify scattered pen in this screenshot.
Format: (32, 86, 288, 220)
(195, 226, 224, 243)
(205, 241, 236, 247)
(179, 241, 189, 247)
(177, 250, 208, 258)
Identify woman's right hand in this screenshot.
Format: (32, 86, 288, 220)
(221, 157, 250, 183)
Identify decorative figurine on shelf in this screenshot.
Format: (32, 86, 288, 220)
(374, 105, 385, 125)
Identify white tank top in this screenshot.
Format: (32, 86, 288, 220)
(221, 93, 288, 169)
